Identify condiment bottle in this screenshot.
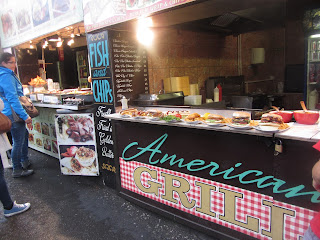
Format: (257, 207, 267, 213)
(309, 89, 318, 110)
(214, 86, 219, 102)
(217, 84, 222, 101)
(121, 96, 128, 110)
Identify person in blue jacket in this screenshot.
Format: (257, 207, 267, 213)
(0, 52, 33, 178)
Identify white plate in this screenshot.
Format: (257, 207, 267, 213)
(120, 114, 131, 118)
(254, 123, 293, 133)
(166, 119, 181, 123)
(185, 120, 202, 125)
(228, 123, 252, 130)
(205, 122, 225, 127)
(148, 117, 160, 121)
(132, 116, 145, 119)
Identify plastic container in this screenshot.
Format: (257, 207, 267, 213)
(184, 95, 202, 105)
(121, 96, 128, 109)
(214, 87, 219, 102)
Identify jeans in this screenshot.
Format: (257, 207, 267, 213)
(7, 115, 29, 171)
(0, 159, 13, 209)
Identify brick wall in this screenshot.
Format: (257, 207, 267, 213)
(147, 26, 290, 95)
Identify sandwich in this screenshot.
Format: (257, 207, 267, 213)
(185, 113, 203, 122)
(259, 113, 284, 127)
(232, 111, 251, 125)
(206, 114, 225, 123)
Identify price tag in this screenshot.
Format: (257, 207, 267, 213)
(43, 95, 52, 103)
(37, 94, 44, 101)
(29, 94, 37, 101)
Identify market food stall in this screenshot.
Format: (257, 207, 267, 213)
(106, 107, 320, 240)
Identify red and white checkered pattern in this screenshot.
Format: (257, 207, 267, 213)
(120, 158, 317, 240)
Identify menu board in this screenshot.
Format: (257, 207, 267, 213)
(87, 30, 116, 188)
(110, 31, 149, 107)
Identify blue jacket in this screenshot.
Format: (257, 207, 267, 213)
(0, 66, 28, 120)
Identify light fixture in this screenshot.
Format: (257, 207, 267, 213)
(74, 27, 80, 36)
(70, 32, 75, 38)
(57, 40, 63, 47)
(42, 39, 48, 48)
(310, 34, 320, 38)
(136, 17, 154, 46)
(29, 44, 34, 49)
(49, 36, 61, 42)
(67, 39, 74, 46)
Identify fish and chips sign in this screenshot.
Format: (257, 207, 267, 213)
(83, 0, 195, 32)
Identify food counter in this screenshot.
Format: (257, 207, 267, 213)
(106, 107, 320, 240)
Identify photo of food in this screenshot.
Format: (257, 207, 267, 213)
(50, 123, 56, 138)
(27, 121, 33, 131)
(28, 133, 34, 144)
(15, 8, 31, 33)
(41, 122, 50, 136)
(52, 140, 58, 154)
(52, 0, 73, 18)
(56, 114, 95, 144)
(1, 10, 17, 38)
(36, 138, 43, 147)
(32, 0, 50, 26)
(44, 138, 51, 151)
(59, 145, 99, 176)
(35, 122, 41, 133)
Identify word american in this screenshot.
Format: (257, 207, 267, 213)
(122, 134, 320, 203)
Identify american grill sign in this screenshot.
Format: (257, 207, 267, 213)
(120, 134, 318, 240)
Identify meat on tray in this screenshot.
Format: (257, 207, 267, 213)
(65, 116, 94, 142)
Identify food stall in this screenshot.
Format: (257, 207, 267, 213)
(106, 107, 320, 240)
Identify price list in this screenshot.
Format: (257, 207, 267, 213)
(111, 32, 149, 106)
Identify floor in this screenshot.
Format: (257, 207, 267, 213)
(0, 149, 217, 240)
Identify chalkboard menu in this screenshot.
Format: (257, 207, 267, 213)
(87, 30, 116, 188)
(110, 31, 149, 106)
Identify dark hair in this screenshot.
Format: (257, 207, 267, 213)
(0, 52, 15, 64)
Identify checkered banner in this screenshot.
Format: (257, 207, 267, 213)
(120, 158, 317, 240)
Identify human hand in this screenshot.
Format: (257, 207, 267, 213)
(312, 160, 320, 192)
(25, 116, 32, 124)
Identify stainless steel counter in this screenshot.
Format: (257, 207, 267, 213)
(33, 103, 93, 110)
(106, 113, 320, 142)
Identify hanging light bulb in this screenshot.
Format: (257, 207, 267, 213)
(57, 40, 63, 47)
(70, 32, 75, 38)
(67, 39, 74, 46)
(136, 17, 154, 46)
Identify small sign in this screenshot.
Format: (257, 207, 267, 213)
(37, 94, 44, 101)
(29, 94, 37, 101)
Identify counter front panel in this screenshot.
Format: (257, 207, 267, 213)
(112, 118, 319, 240)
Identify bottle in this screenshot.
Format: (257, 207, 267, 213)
(214, 86, 219, 102)
(121, 96, 128, 110)
(217, 84, 222, 101)
(47, 78, 53, 91)
(309, 89, 318, 110)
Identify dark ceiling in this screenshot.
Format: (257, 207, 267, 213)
(111, 0, 293, 35)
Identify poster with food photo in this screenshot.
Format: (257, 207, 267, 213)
(55, 114, 95, 145)
(59, 145, 99, 176)
(41, 122, 50, 136)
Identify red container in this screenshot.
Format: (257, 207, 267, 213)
(270, 111, 293, 123)
(293, 110, 319, 125)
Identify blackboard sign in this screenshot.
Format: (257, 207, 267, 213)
(110, 31, 149, 106)
(87, 30, 116, 188)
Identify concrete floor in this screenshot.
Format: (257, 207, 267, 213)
(0, 149, 216, 240)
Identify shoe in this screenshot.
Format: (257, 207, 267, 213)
(21, 161, 31, 170)
(4, 201, 31, 217)
(12, 169, 34, 178)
